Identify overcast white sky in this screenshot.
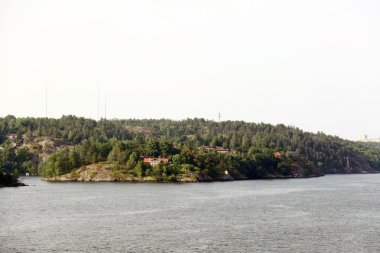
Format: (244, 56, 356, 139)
(0, 0, 379, 140)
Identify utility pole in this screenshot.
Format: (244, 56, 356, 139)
(97, 86, 100, 121)
(45, 85, 48, 118)
(104, 96, 107, 120)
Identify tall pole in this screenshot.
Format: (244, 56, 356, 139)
(97, 86, 100, 121)
(105, 96, 107, 120)
(45, 86, 48, 118)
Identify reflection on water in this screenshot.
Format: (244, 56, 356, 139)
(1, 175, 380, 253)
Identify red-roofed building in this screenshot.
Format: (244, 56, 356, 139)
(216, 147, 230, 154)
(274, 152, 282, 158)
(143, 157, 169, 167)
(199, 145, 214, 151)
(199, 145, 230, 154)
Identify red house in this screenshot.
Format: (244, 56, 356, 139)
(216, 147, 230, 154)
(143, 157, 169, 167)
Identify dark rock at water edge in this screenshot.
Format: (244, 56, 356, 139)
(1, 181, 28, 187)
(0, 174, 28, 187)
(217, 174, 235, 181)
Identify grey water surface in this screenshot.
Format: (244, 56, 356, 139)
(1, 174, 379, 253)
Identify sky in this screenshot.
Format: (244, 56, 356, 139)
(0, 0, 379, 140)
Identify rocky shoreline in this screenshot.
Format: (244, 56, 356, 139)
(43, 163, 326, 183)
(0, 173, 27, 187)
(1, 181, 28, 187)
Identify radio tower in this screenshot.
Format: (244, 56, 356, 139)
(97, 86, 100, 121)
(218, 112, 221, 122)
(45, 85, 48, 118)
(104, 96, 107, 120)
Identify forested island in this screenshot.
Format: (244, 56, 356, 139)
(0, 115, 379, 185)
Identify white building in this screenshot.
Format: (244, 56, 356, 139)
(357, 133, 380, 143)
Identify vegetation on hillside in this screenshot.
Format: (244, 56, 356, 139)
(0, 115, 379, 182)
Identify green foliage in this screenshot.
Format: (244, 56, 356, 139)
(146, 139, 160, 158)
(0, 172, 19, 187)
(126, 152, 139, 170)
(1, 115, 380, 181)
(0, 143, 38, 175)
(42, 149, 71, 177)
(134, 161, 146, 177)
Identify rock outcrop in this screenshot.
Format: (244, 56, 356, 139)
(45, 164, 247, 183)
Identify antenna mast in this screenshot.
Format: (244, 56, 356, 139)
(104, 96, 107, 120)
(218, 112, 221, 122)
(45, 85, 48, 118)
(97, 86, 100, 121)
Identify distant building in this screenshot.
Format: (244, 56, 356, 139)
(274, 152, 282, 158)
(6, 134, 18, 139)
(357, 133, 380, 143)
(357, 133, 368, 142)
(199, 145, 214, 151)
(143, 157, 169, 167)
(216, 147, 230, 154)
(199, 145, 230, 154)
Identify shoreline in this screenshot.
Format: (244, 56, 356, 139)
(43, 174, 323, 183)
(41, 171, 380, 183)
(0, 181, 28, 187)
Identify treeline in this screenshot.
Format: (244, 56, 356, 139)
(42, 138, 311, 181)
(0, 143, 38, 176)
(1, 115, 380, 178)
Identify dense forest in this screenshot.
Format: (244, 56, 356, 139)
(1, 115, 379, 183)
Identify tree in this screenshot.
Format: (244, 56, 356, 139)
(230, 133, 238, 150)
(69, 150, 81, 169)
(242, 134, 251, 151)
(159, 140, 177, 157)
(126, 152, 139, 170)
(172, 154, 184, 165)
(146, 139, 160, 157)
(134, 161, 146, 177)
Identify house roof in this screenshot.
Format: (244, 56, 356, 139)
(143, 157, 169, 164)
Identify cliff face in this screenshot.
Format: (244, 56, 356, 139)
(287, 152, 324, 178)
(348, 154, 377, 173)
(325, 154, 377, 174)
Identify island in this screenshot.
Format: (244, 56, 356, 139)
(0, 115, 379, 183)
